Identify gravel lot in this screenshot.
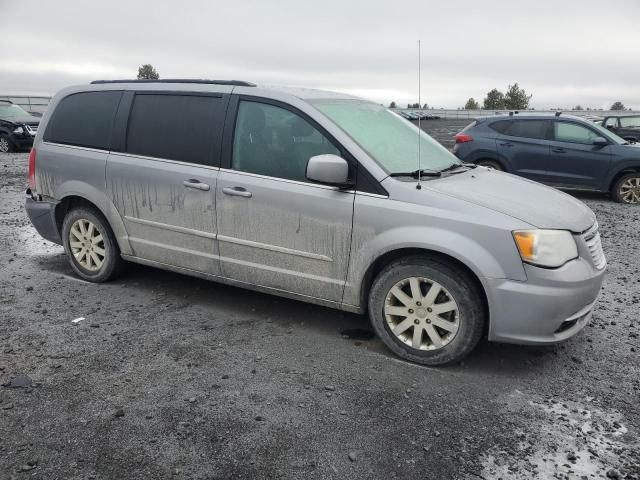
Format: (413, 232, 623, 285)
(1, 131, 639, 479)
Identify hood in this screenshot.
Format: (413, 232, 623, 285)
(424, 168, 596, 232)
(0, 114, 40, 125)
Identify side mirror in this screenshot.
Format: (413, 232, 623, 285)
(306, 154, 351, 187)
(606, 124, 615, 129)
(593, 137, 609, 147)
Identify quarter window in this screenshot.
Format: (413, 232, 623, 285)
(554, 122, 599, 145)
(232, 101, 340, 182)
(503, 120, 549, 139)
(44, 91, 122, 149)
(126, 93, 224, 165)
(489, 120, 511, 134)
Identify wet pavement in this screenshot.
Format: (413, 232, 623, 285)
(1, 139, 639, 479)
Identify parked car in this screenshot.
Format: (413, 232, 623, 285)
(26, 80, 606, 365)
(602, 114, 640, 143)
(0, 100, 40, 152)
(453, 113, 640, 204)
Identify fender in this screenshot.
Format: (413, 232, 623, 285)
(605, 160, 640, 189)
(342, 224, 526, 307)
(0, 120, 16, 135)
(55, 180, 133, 255)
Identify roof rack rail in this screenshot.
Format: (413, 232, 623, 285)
(90, 79, 256, 87)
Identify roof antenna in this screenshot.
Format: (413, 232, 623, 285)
(416, 39, 422, 190)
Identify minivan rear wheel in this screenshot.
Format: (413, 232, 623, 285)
(368, 256, 485, 366)
(612, 173, 640, 204)
(476, 159, 503, 171)
(62, 207, 125, 282)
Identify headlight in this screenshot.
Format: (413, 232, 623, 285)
(13, 126, 24, 134)
(513, 229, 578, 268)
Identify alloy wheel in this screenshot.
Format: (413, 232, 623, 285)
(69, 219, 106, 271)
(0, 137, 9, 153)
(619, 176, 640, 204)
(384, 277, 460, 351)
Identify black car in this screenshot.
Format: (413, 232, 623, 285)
(602, 114, 640, 143)
(453, 113, 640, 204)
(0, 100, 40, 152)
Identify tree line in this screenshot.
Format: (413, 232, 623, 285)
(390, 82, 629, 111)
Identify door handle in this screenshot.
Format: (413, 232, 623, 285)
(183, 179, 210, 191)
(499, 142, 513, 147)
(551, 148, 566, 153)
(222, 186, 252, 198)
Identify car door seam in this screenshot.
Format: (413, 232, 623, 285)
(124, 215, 217, 239)
(217, 234, 333, 262)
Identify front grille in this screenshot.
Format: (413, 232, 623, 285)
(583, 223, 606, 270)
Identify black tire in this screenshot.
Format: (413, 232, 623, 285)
(476, 159, 503, 171)
(62, 206, 125, 282)
(0, 134, 15, 153)
(368, 256, 486, 366)
(612, 172, 640, 204)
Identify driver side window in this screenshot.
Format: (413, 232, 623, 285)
(232, 101, 340, 182)
(554, 122, 598, 145)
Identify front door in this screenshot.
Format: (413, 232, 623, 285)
(216, 98, 355, 302)
(546, 120, 612, 190)
(107, 91, 228, 275)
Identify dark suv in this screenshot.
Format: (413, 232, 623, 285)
(602, 114, 640, 143)
(453, 113, 640, 204)
(0, 100, 40, 152)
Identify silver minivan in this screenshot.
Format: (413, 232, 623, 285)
(25, 79, 606, 365)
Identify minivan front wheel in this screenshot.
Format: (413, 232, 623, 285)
(612, 173, 640, 204)
(368, 256, 485, 366)
(62, 207, 125, 282)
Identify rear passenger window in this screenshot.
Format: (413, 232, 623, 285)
(232, 101, 340, 182)
(44, 91, 122, 149)
(503, 120, 549, 139)
(126, 94, 223, 165)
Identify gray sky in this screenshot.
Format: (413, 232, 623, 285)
(1, 0, 638, 109)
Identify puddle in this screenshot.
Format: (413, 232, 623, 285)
(341, 328, 375, 341)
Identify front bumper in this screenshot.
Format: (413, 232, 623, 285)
(25, 190, 61, 245)
(485, 257, 606, 345)
(9, 130, 36, 150)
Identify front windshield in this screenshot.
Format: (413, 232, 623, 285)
(591, 121, 627, 145)
(620, 116, 640, 128)
(0, 104, 31, 118)
(311, 100, 459, 174)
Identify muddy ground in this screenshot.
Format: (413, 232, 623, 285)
(1, 124, 639, 479)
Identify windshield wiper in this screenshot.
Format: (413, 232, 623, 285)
(389, 169, 442, 178)
(438, 163, 468, 173)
